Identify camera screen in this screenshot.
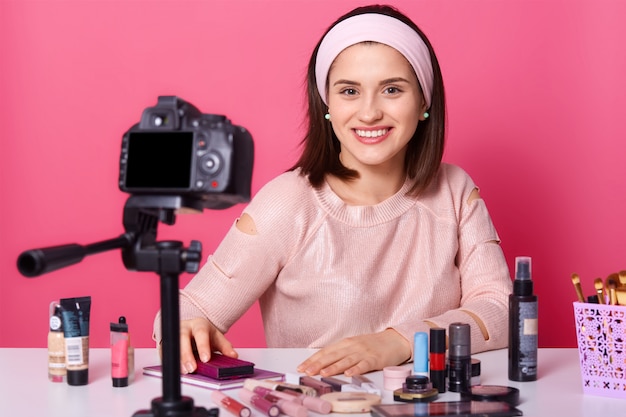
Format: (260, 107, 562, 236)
(124, 131, 193, 189)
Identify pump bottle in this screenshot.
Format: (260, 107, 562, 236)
(508, 256, 538, 381)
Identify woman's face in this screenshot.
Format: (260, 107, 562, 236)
(326, 42, 427, 173)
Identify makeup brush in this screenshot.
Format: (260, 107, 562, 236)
(606, 273, 619, 288)
(615, 287, 626, 306)
(594, 278, 606, 304)
(571, 273, 586, 303)
(606, 274, 620, 305)
(608, 281, 618, 305)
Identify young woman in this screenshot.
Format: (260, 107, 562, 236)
(154, 4, 512, 378)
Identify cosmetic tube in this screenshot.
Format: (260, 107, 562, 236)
(48, 301, 66, 382)
(300, 375, 333, 395)
(60, 296, 91, 386)
(243, 378, 318, 397)
(110, 316, 129, 387)
(448, 322, 471, 393)
(429, 327, 446, 393)
(211, 390, 251, 417)
(253, 388, 308, 417)
(413, 332, 429, 377)
(239, 388, 280, 417)
(258, 385, 332, 414)
(508, 256, 538, 381)
(321, 376, 349, 392)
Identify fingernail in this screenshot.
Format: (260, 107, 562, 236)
(185, 362, 195, 374)
(200, 353, 209, 363)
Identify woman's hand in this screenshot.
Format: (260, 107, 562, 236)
(296, 328, 411, 377)
(179, 317, 238, 374)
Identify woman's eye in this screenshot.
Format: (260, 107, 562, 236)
(341, 88, 357, 96)
(385, 86, 401, 94)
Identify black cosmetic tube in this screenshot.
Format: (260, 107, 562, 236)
(448, 323, 471, 393)
(429, 327, 446, 394)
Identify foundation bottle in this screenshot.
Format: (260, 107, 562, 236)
(48, 301, 66, 382)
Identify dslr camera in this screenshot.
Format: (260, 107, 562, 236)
(119, 96, 254, 210)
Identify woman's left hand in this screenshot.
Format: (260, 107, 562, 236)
(296, 328, 411, 377)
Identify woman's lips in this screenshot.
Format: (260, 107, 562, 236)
(353, 128, 391, 144)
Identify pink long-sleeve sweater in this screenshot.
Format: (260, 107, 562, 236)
(155, 163, 512, 354)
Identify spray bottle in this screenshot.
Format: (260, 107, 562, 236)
(508, 256, 538, 381)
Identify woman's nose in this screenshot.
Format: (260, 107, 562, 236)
(358, 97, 383, 123)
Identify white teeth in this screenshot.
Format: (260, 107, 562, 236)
(355, 129, 388, 138)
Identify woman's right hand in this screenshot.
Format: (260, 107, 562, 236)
(179, 317, 238, 374)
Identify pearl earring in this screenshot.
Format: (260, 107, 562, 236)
(423, 112, 430, 119)
(325, 113, 331, 120)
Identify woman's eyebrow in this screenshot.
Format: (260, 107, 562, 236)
(332, 77, 411, 87)
(380, 77, 411, 85)
(333, 79, 360, 87)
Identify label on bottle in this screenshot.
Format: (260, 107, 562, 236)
(65, 336, 87, 366)
(517, 302, 538, 376)
(50, 315, 62, 332)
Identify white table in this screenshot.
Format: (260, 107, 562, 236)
(0, 348, 622, 417)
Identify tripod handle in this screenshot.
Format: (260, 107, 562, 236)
(17, 244, 86, 277)
(17, 234, 133, 277)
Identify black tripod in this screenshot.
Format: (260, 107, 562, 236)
(18, 195, 218, 417)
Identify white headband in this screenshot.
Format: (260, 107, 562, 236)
(315, 13, 434, 108)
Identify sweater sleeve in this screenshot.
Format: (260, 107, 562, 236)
(152, 172, 309, 345)
(392, 166, 512, 355)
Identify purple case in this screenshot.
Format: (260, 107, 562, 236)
(194, 354, 255, 380)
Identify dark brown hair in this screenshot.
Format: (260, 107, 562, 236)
(290, 4, 446, 196)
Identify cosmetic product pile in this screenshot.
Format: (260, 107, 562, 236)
(217, 323, 521, 417)
(47, 296, 92, 386)
(570, 270, 626, 305)
(47, 296, 134, 388)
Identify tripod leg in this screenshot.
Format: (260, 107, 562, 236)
(133, 242, 217, 417)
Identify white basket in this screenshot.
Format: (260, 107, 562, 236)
(573, 301, 626, 398)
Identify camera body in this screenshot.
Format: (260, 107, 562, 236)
(119, 96, 254, 210)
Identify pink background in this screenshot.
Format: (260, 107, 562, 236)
(1, 0, 625, 349)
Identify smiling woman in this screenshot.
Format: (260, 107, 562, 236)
(151, 4, 513, 380)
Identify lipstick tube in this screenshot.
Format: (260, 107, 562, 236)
(429, 327, 446, 393)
